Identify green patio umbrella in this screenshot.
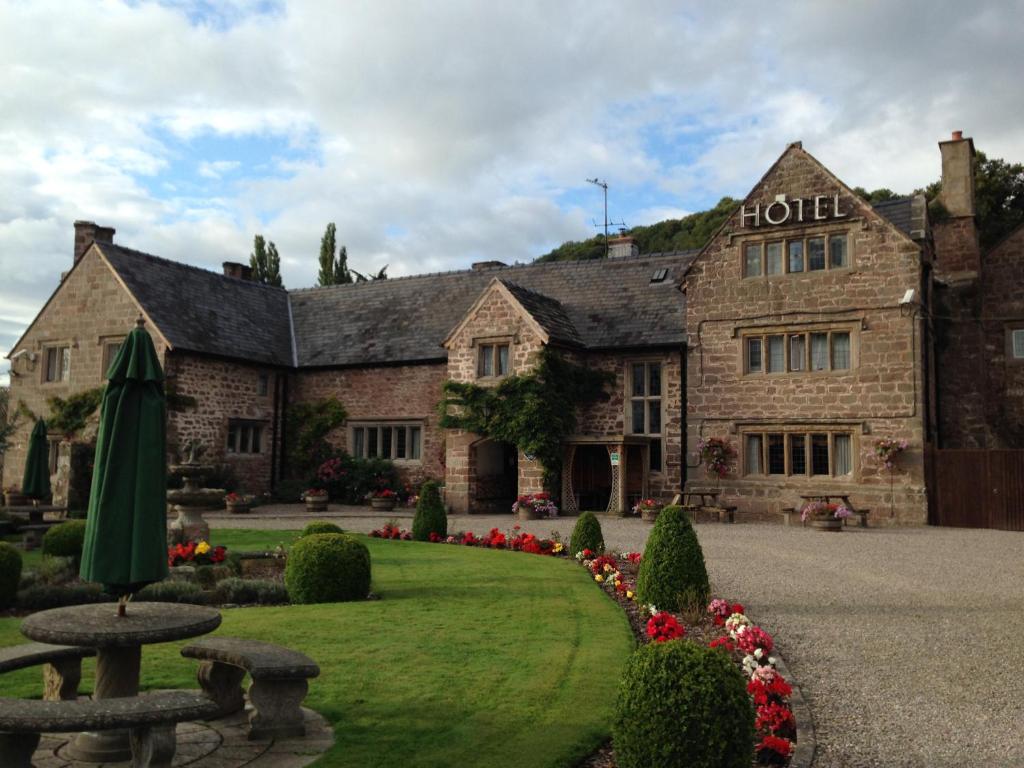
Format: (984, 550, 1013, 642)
(21, 418, 51, 501)
(80, 319, 168, 614)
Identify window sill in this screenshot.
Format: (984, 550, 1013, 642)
(743, 369, 853, 378)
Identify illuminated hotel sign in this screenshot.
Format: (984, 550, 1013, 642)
(740, 193, 847, 228)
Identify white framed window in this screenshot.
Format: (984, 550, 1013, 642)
(743, 328, 854, 374)
(742, 232, 851, 278)
(351, 422, 423, 463)
(742, 428, 855, 478)
(477, 343, 510, 378)
(227, 420, 265, 454)
(43, 345, 70, 383)
(628, 361, 663, 472)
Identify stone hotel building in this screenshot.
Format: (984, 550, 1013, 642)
(4, 132, 1022, 527)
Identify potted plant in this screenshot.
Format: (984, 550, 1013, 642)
(800, 501, 852, 532)
(224, 492, 252, 514)
(633, 497, 663, 522)
(304, 488, 329, 512)
(370, 488, 398, 511)
(3, 486, 26, 508)
(513, 492, 558, 520)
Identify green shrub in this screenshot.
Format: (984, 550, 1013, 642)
(570, 512, 605, 556)
(635, 506, 710, 611)
(285, 533, 371, 604)
(194, 564, 235, 590)
(136, 580, 207, 604)
(272, 478, 308, 503)
(217, 577, 289, 605)
(301, 521, 344, 537)
(613, 640, 754, 768)
(42, 520, 88, 561)
(0, 542, 22, 610)
(411, 481, 447, 541)
(28, 556, 77, 587)
(16, 582, 109, 610)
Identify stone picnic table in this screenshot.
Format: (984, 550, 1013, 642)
(20, 601, 221, 762)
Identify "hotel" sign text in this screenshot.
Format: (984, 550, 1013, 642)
(740, 193, 847, 228)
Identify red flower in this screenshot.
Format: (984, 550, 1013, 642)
(590, 554, 618, 575)
(428, 532, 442, 543)
(747, 675, 792, 706)
(646, 611, 685, 643)
(755, 735, 793, 764)
(626, 552, 642, 564)
(581, 548, 593, 558)
(731, 602, 745, 615)
(756, 702, 796, 738)
(709, 636, 735, 653)
(737, 626, 774, 655)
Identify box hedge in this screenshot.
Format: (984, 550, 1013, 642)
(635, 505, 710, 611)
(285, 533, 371, 604)
(412, 481, 447, 541)
(0, 542, 23, 610)
(570, 512, 605, 556)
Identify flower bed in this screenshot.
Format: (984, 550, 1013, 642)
(370, 522, 567, 555)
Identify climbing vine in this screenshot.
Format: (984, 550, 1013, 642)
(46, 387, 104, 437)
(286, 397, 348, 476)
(438, 348, 612, 487)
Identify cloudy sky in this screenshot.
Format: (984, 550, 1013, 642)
(2, 0, 1023, 384)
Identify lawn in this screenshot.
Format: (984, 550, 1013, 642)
(0, 530, 634, 768)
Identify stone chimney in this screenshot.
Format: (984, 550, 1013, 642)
(471, 260, 507, 271)
(73, 220, 115, 264)
(938, 130, 976, 218)
(933, 131, 980, 280)
(222, 261, 253, 280)
(607, 235, 639, 259)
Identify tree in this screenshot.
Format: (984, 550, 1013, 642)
(249, 234, 283, 287)
(336, 245, 353, 284)
(318, 223, 338, 286)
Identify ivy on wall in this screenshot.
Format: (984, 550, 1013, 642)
(46, 388, 104, 437)
(437, 348, 612, 487)
(286, 397, 348, 476)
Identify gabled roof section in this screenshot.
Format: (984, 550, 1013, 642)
(872, 195, 928, 239)
(498, 280, 583, 347)
(98, 243, 294, 367)
(290, 250, 692, 367)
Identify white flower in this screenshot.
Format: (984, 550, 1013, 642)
(754, 648, 764, 660)
(768, 656, 778, 667)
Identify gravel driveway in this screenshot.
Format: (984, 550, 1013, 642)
(213, 506, 1023, 767)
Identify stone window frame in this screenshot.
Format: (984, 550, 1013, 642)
(740, 226, 854, 279)
(99, 335, 125, 378)
(40, 341, 72, 385)
(473, 335, 514, 381)
(739, 424, 857, 479)
(626, 358, 665, 474)
(226, 419, 266, 456)
(1006, 324, 1024, 364)
(739, 321, 859, 377)
(256, 373, 270, 397)
(350, 421, 424, 464)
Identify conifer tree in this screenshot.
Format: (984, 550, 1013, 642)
(318, 223, 338, 286)
(265, 241, 283, 287)
(249, 235, 268, 281)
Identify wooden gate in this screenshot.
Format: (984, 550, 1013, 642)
(928, 449, 1024, 530)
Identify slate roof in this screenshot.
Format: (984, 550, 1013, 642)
(872, 196, 926, 238)
(498, 279, 583, 347)
(98, 244, 294, 367)
(290, 250, 696, 368)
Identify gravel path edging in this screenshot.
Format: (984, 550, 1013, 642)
(767, 643, 815, 768)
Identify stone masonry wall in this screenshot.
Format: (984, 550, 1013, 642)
(933, 217, 981, 279)
(3, 247, 165, 496)
(444, 285, 546, 512)
(684, 146, 928, 523)
(165, 353, 283, 494)
(289, 363, 448, 491)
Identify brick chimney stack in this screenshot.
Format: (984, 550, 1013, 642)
(607, 235, 639, 259)
(938, 131, 976, 218)
(222, 261, 253, 280)
(74, 220, 115, 265)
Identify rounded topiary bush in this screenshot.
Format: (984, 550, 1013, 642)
(635, 505, 709, 611)
(411, 481, 447, 541)
(613, 640, 754, 768)
(570, 512, 604, 556)
(0, 542, 24, 610)
(42, 520, 88, 561)
(285, 533, 371, 604)
(301, 521, 344, 537)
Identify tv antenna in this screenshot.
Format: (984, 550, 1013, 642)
(586, 178, 625, 258)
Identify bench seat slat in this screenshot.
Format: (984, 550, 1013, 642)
(181, 638, 319, 680)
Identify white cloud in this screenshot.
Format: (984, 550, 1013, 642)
(0, 0, 1022, 370)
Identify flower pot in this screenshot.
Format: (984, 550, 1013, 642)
(226, 502, 251, 515)
(809, 516, 843, 532)
(305, 495, 328, 512)
(516, 505, 542, 521)
(3, 492, 27, 508)
(371, 497, 397, 511)
(640, 505, 663, 522)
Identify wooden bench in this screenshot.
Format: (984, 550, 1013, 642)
(714, 506, 739, 523)
(0, 690, 218, 768)
(844, 508, 871, 528)
(181, 637, 320, 740)
(0, 642, 97, 701)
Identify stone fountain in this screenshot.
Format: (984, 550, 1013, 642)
(167, 440, 224, 544)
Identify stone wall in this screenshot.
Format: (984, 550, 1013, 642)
(288, 362, 448, 490)
(933, 217, 981, 279)
(684, 145, 929, 523)
(3, 246, 163, 493)
(165, 353, 283, 494)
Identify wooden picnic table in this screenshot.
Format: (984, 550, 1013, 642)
(682, 489, 721, 507)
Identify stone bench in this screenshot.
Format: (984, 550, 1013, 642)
(0, 690, 218, 768)
(18, 523, 58, 550)
(0, 642, 97, 701)
(181, 637, 320, 740)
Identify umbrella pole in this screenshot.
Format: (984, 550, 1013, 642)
(117, 594, 133, 617)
